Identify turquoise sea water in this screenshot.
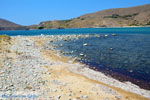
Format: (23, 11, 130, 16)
(0, 27, 150, 89)
(0, 27, 150, 36)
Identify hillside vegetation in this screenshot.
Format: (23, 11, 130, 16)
(31, 4, 150, 29)
(0, 4, 150, 30)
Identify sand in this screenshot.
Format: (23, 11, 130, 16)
(0, 35, 149, 100)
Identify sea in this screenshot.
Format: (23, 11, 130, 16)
(0, 27, 150, 90)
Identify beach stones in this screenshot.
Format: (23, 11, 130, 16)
(109, 48, 113, 50)
(56, 95, 62, 99)
(104, 34, 108, 37)
(95, 34, 101, 37)
(72, 98, 78, 100)
(112, 34, 117, 36)
(0, 37, 54, 97)
(60, 44, 63, 47)
(103, 97, 110, 100)
(51, 89, 58, 92)
(1, 35, 150, 99)
(50, 40, 53, 42)
(81, 95, 88, 99)
(51, 80, 67, 86)
(79, 53, 84, 56)
(83, 43, 88, 46)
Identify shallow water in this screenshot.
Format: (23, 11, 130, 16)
(53, 34, 150, 89)
(1, 27, 150, 89)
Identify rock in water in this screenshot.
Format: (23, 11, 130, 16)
(83, 43, 88, 46)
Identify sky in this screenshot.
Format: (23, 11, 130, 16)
(0, 0, 150, 25)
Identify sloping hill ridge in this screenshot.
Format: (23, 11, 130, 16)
(0, 18, 28, 30)
(1, 4, 150, 30)
(34, 4, 150, 29)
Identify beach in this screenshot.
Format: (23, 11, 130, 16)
(0, 35, 150, 100)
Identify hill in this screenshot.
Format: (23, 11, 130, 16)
(1, 4, 150, 30)
(0, 18, 28, 30)
(32, 4, 150, 29)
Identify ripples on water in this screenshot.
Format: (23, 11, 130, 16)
(0, 27, 150, 89)
(54, 34, 150, 89)
(0, 27, 150, 35)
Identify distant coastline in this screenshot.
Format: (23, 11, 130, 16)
(0, 4, 150, 31)
(0, 26, 150, 32)
(0, 27, 150, 37)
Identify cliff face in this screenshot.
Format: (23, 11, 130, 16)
(0, 18, 28, 30)
(36, 4, 150, 29)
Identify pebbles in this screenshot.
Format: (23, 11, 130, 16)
(69, 63, 150, 98)
(83, 43, 88, 46)
(81, 95, 88, 99)
(0, 37, 52, 98)
(80, 53, 84, 56)
(112, 34, 117, 36)
(104, 34, 108, 37)
(51, 80, 67, 86)
(57, 95, 62, 99)
(1, 35, 150, 100)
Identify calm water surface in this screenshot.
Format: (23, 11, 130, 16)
(54, 34, 150, 89)
(0, 27, 150, 89)
(0, 27, 150, 35)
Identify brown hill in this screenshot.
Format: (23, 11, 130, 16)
(1, 4, 150, 30)
(34, 4, 150, 29)
(0, 18, 28, 30)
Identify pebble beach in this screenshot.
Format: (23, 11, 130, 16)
(0, 35, 150, 100)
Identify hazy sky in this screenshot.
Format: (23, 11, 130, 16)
(0, 0, 150, 25)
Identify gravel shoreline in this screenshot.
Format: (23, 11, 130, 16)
(0, 36, 52, 99)
(41, 34, 150, 98)
(0, 35, 149, 99)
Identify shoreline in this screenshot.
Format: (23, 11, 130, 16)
(0, 35, 150, 99)
(80, 60, 150, 90)
(46, 34, 150, 90)
(32, 35, 150, 98)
